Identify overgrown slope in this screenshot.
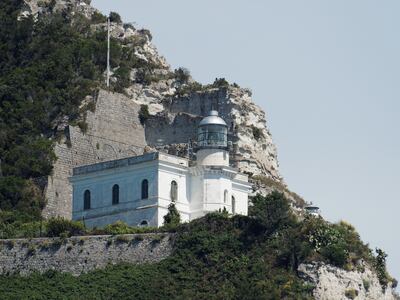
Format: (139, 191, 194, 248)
(0, 0, 159, 223)
(0, 193, 396, 299)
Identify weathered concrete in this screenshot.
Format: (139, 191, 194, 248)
(0, 233, 174, 276)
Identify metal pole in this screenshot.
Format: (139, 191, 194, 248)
(107, 17, 110, 89)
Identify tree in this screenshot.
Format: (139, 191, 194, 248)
(109, 12, 122, 23)
(249, 191, 294, 234)
(163, 203, 181, 227)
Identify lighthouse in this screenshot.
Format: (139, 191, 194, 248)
(196, 110, 229, 166)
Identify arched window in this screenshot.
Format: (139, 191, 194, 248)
(170, 181, 178, 202)
(84, 190, 91, 210)
(224, 190, 228, 203)
(139, 220, 149, 227)
(231, 196, 236, 214)
(141, 179, 149, 199)
(112, 184, 119, 205)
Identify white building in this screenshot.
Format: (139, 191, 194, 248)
(70, 111, 251, 228)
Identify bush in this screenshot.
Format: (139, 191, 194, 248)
(251, 126, 264, 141)
(138, 105, 150, 125)
(104, 221, 133, 235)
(363, 279, 370, 291)
(374, 248, 390, 288)
(109, 12, 122, 23)
(91, 11, 107, 24)
(163, 203, 181, 228)
(174, 67, 190, 84)
(212, 78, 229, 88)
(46, 217, 85, 237)
(249, 191, 294, 234)
(114, 65, 131, 93)
(345, 289, 358, 299)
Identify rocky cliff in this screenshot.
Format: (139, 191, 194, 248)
(21, 0, 282, 219)
(299, 263, 398, 300)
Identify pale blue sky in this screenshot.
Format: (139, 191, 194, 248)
(93, 0, 400, 282)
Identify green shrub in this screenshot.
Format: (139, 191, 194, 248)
(114, 65, 131, 93)
(46, 217, 85, 238)
(104, 221, 133, 235)
(174, 67, 190, 84)
(138, 105, 150, 125)
(109, 12, 122, 23)
(212, 78, 229, 88)
(345, 289, 358, 299)
(91, 11, 107, 24)
(251, 126, 264, 141)
(363, 279, 370, 291)
(249, 191, 295, 234)
(163, 203, 181, 228)
(374, 248, 390, 288)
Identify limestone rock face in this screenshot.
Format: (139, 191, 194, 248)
(298, 263, 398, 300)
(143, 87, 280, 179)
(22, 0, 95, 19)
(35, 0, 282, 219)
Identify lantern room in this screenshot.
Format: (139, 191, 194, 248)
(196, 111, 229, 167)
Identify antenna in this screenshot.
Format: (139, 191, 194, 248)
(106, 16, 110, 89)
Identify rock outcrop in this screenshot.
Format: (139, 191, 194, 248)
(21, 0, 95, 20)
(33, 0, 281, 219)
(298, 262, 398, 300)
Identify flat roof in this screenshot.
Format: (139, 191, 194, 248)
(72, 152, 189, 176)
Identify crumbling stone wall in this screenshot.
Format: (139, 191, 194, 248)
(0, 233, 173, 276)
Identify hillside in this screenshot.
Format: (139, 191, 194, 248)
(0, 192, 397, 299)
(0, 0, 398, 299)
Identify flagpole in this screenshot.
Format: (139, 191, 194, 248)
(107, 16, 110, 90)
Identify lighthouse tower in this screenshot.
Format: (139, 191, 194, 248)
(196, 110, 229, 166)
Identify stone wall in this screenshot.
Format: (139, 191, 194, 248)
(0, 233, 174, 276)
(43, 90, 146, 219)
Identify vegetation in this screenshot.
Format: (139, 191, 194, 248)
(46, 217, 85, 237)
(174, 67, 190, 84)
(0, 218, 159, 240)
(109, 12, 122, 24)
(252, 175, 306, 208)
(0, 192, 395, 299)
(0, 0, 164, 226)
(163, 203, 181, 228)
(251, 125, 264, 141)
(212, 77, 230, 88)
(345, 289, 359, 299)
(138, 104, 150, 125)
